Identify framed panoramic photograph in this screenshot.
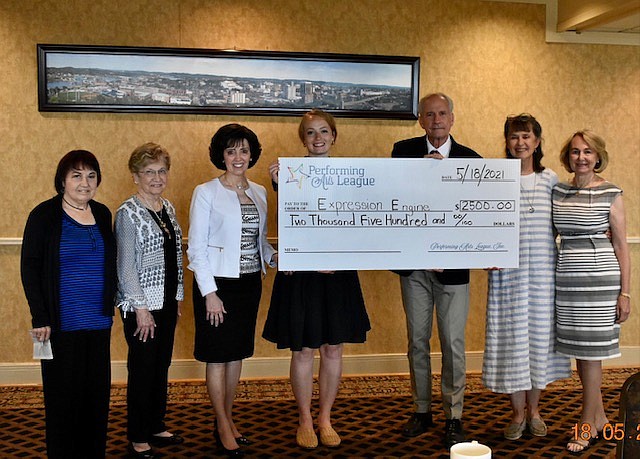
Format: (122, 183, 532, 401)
(37, 44, 420, 119)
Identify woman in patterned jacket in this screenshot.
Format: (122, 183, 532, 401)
(115, 142, 185, 458)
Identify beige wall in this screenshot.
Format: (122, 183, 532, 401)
(1, 0, 638, 366)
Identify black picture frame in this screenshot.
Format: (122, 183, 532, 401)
(37, 44, 420, 119)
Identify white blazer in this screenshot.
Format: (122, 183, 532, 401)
(187, 178, 276, 296)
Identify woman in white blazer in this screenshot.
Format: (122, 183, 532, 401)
(187, 124, 276, 457)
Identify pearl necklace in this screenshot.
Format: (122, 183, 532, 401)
(221, 175, 249, 190)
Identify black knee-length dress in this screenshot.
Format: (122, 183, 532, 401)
(193, 203, 264, 363)
(263, 270, 370, 351)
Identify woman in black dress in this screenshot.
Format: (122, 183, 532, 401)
(188, 124, 276, 457)
(263, 109, 371, 449)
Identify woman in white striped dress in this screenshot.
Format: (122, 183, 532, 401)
(552, 130, 631, 454)
(483, 114, 571, 441)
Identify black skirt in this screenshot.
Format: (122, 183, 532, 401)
(262, 271, 370, 351)
(193, 272, 262, 363)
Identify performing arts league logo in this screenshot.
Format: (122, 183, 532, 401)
(285, 164, 310, 189)
(285, 162, 375, 191)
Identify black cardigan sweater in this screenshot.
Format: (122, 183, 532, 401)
(20, 194, 117, 331)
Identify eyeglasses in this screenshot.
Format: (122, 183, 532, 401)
(138, 168, 168, 178)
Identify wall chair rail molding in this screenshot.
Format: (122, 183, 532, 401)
(1, 349, 639, 385)
(37, 44, 420, 119)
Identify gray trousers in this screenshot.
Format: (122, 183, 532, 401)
(400, 270, 469, 419)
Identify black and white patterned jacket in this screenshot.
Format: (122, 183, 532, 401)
(115, 195, 184, 313)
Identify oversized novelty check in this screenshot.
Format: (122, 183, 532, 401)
(277, 157, 520, 271)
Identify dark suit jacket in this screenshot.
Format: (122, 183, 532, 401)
(391, 135, 481, 285)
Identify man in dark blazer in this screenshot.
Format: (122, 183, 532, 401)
(391, 93, 481, 448)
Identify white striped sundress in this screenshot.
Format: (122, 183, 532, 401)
(483, 169, 571, 393)
(552, 181, 622, 360)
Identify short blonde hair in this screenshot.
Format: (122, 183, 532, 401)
(559, 130, 608, 173)
(298, 109, 337, 143)
(128, 142, 171, 173)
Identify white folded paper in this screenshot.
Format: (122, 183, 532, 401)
(31, 332, 53, 360)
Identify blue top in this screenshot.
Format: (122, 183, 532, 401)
(58, 212, 113, 331)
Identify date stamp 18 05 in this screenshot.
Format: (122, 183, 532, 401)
(572, 422, 640, 441)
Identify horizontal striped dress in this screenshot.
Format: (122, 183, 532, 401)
(483, 169, 571, 394)
(552, 181, 622, 360)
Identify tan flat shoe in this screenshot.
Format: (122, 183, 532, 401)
(504, 419, 526, 440)
(318, 426, 341, 447)
(528, 417, 548, 437)
(296, 427, 318, 449)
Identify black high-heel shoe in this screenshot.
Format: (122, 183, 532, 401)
(235, 436, 251, 446)
(214, 420, 251, 446)
(214, 428, 245, 457)
(127, 443, 156, 458)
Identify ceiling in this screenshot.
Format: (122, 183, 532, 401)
(586, 12, 639, 34)
(556, 0, 640, 34)
(487, 0, 640, 45)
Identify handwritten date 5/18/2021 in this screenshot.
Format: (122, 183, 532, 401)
(455, 164, 506, 185)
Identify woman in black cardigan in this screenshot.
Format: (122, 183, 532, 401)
(21, 150, 117, 459)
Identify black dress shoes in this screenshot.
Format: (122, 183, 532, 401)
(235, 436, 251, 446)
(402, 412, 434, 437)
(444, 419, 466, 448)
(214, 428, 245, 457)
(127, 443, 156, 458)
(149, 433, 184, 447)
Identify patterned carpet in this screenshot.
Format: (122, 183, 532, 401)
(0, 368, 637, 458)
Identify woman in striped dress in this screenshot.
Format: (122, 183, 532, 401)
(552, 130, 631, 454)
(483, 114, 571, 440)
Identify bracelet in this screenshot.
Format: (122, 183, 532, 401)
(619, 292, 631, 299)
